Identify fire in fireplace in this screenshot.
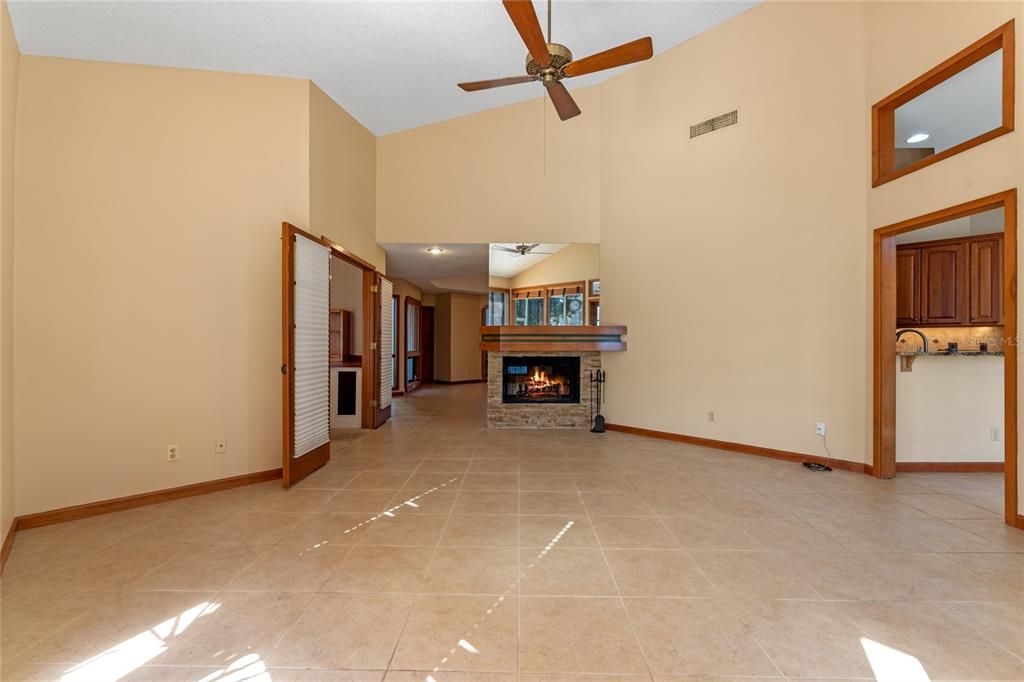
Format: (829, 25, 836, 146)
(502, 356, 581, 404)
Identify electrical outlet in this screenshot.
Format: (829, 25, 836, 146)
(991, 427, 1000, 442)
(214, 437, 227, 454)
(166, 445, 180, 462)
(707, 411, 716, 424)
(816, 422, 826, 437)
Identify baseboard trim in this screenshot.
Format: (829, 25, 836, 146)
(604, 423, 873, 475)
(1016, 514, 1024, 530)
(0, 519, 17, 574)
(433, 379, 486, 385)
(15, 468, 283, 532)
(895, 461, 1004, 473)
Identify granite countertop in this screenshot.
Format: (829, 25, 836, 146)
(896, 350, 1004, 357)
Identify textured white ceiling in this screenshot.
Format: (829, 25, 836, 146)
(382, 242, 489, 294)
(895, 51, 1002, 154)
(489, 243, 566, 278)
(8, 0, 758, 135)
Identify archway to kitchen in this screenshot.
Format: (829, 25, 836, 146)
(872, 190, 1018, 526)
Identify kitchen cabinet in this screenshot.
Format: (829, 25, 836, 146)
(896, 248, 920, 327)
(919, 242, 965, 325)
(896, 233, 1002, 327)
(968, 236, 1003, 324)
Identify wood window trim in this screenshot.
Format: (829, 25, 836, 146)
(511, 281, 586, 326)
(871, 20, 1015, 187)
(488, 287, 511, 325)
(404, 296, 422, 393)
(872, 189, 1017, 527)
(391, 293, 399, 391)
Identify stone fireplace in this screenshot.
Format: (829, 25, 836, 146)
(480, 324, 627, 430)
(487, 351, 600, 428)
(501, 355, 581, 404)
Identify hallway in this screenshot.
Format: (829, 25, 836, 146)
(2, 383, 1023, 681)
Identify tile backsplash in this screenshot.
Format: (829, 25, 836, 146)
(896, 326, 1005, 353)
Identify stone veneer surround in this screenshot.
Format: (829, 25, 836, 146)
(487, 350, 601, 429)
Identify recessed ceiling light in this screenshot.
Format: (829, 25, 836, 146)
(426, 247, 445, 255)
(906, 133, 930, 144)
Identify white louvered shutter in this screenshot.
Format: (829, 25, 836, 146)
(380, 277, 394, 409)
(292, 235, 330, 458)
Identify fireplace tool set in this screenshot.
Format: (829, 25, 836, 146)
(589, 369, 606, 433)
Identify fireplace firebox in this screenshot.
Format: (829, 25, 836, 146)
(502, 356, 581, 404)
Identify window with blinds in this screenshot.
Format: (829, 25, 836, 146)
(406, 300, 419, 352)
(379, 278, 393, 409)
(292, 235, 331, 458)
(512, 288, 544, 326)
(547, 284, 584, 326)
(487, 290, 508, 325)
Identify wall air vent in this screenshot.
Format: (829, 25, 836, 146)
(689, 110, 738, 139)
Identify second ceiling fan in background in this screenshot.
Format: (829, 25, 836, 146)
(458, 0, 654, 121)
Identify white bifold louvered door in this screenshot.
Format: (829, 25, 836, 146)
(292, 235, 331, 457)
(379, 277, 394, 409)
(282, 223, 332, 487)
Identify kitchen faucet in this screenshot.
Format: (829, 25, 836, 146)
(896, 328, 928, 353)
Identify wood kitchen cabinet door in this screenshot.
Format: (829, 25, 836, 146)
(968, 235, 1003, 324)
(896, 248, 920, 326)
(919, 242, 965, 325)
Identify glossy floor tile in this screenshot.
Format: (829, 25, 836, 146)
(2, 383, 1023, 681)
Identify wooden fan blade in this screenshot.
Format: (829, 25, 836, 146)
(458, 76, 537, 92)
(503, 0, 550, 66)
(562, 37, 653, 78)
(545, 81, 581, 121)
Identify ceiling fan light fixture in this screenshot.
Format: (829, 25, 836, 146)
(426, 247, 445, 255)
(906, 133, 930, 144)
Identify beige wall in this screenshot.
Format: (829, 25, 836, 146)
(376, 88, 602, 245)
(13, 58, 310, 515)
(0, 0, 19, 544)
(489, 275, 512, 290)
(864, 1, 1023, 509)
(310, 83, 385, 271)
(434, 294, 452, 381)
(330, 256, 363, 354)
(601, 1, 869, 465)
(511, 243, 599, 289)
(897, 356, 1004, 462)
(434, 292, 487, 382)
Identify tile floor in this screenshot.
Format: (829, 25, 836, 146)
(2, 383, 1023, 681)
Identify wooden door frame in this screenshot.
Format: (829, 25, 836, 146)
(872, 190, 1018, 526)
(320, 236, 379, 430)
(404, 296, 422, 393)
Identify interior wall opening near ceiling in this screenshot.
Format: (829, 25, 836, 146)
(380, 243, 490, 389)
(488, 243, 600, 326)
(872, 19, 1014, 187)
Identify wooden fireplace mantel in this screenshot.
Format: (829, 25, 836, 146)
(480, 325, 627, 352)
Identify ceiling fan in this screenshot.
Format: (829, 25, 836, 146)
(492, 243, 554, 256)
(458, 0, 653, 121)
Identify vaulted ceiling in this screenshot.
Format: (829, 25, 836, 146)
(9, 0, 757, 135)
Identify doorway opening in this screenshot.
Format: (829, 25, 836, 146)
(873, 190, 1018, 526)
(281, 222, 392, 487)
